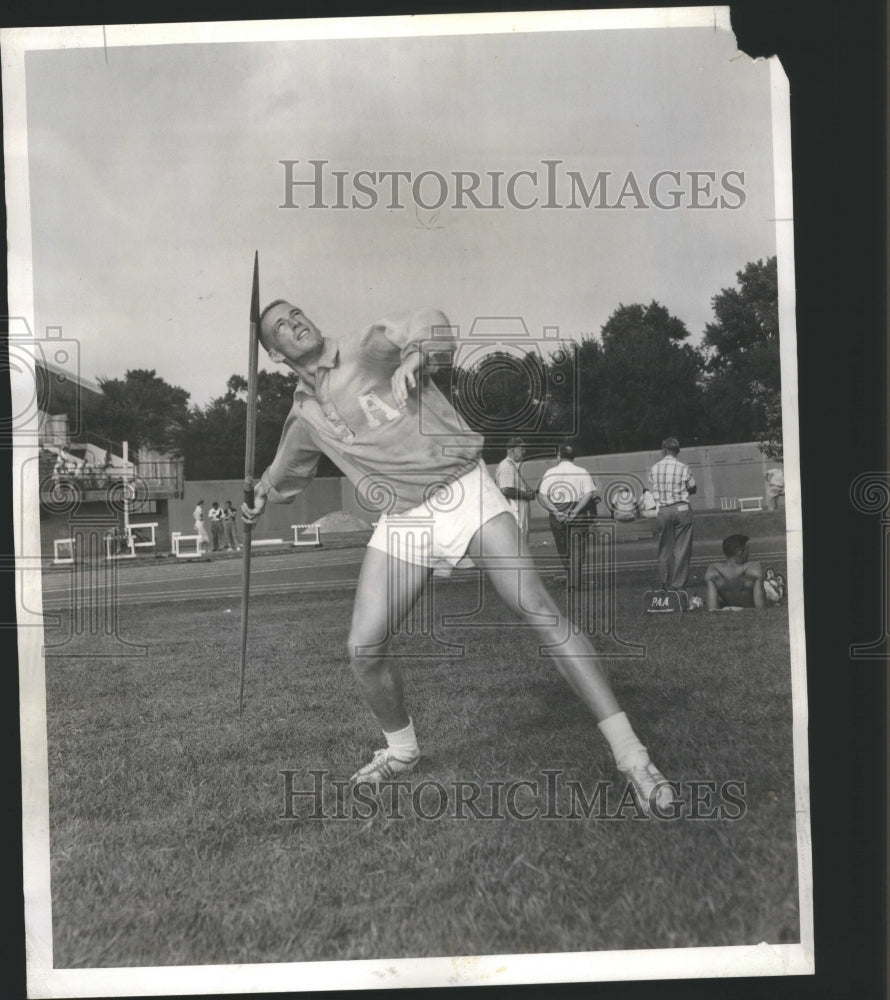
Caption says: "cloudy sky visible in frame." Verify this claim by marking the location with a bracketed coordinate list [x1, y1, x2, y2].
[18, 14, 777, 408]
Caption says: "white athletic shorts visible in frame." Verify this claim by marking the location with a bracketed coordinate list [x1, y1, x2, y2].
[366, 459, 513, 574]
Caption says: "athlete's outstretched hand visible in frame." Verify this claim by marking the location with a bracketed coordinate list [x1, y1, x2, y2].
[391, 352, 423, 408]
[241, 480, 269, 525]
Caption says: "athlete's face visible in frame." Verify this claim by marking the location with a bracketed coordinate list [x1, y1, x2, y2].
[261, 302, 324, 364]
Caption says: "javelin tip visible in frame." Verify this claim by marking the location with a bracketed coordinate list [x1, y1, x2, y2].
[250, 252, 260, 324]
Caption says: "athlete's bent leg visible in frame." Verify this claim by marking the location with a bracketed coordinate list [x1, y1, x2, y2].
[347, 545, 432, 732]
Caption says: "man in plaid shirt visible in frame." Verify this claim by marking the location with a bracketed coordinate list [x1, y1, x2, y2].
[649, 437, 697, 591]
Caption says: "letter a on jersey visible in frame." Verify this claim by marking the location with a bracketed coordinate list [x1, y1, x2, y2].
[358, 391, 401, 428]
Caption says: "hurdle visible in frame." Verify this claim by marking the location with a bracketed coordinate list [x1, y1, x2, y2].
[720, 497, 739, 511]
[129, 521, 158, 550]
[738, 496, 764, 512]
[291, 524, 321, 547]
[105, 533, 136, 559]
[172, 532, 203, 558]
[53, 538, 75, 565]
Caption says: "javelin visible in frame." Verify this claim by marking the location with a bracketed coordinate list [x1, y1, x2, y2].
[239, 251, 260, 716]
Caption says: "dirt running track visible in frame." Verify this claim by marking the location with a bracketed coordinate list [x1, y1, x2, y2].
[40, 531, 788, 609]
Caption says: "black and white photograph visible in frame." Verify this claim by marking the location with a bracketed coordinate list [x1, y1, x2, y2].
[3, 5, 829, 996]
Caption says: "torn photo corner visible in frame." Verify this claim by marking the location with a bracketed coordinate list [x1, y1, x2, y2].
[3, 6, 813, 997]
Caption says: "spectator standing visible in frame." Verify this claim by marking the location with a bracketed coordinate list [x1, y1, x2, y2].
[193, 499, 210, 555]
[648, 437, 696, 591]
[208, 501, 225, 551]
[223, 500, 241, 551]
[99, 450, 114, 487]
[537, 444, 600, 590]
[764, 464, 785, 510]
[52, 450, 68, 487]
[495, 438, 536, 544]
[82, 459, 96, 490]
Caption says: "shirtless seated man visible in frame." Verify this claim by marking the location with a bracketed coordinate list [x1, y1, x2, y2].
[705, 534, 766, 611]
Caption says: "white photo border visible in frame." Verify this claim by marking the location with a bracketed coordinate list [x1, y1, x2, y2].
[3, 7, 814, 995]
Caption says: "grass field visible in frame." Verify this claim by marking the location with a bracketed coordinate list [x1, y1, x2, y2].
[44, 563, 799, 968]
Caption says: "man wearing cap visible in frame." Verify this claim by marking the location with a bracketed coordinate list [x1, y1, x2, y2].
[241, 299, 675, 815]
[495, 438, 536, 544]
[648, 437, 697, 591]
[705, 534, 766, 610]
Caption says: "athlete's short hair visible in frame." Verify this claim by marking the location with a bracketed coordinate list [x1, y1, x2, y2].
[258, 299, 291, 351]
[662, 437, 680, 454]
[558, 444, 575, 461]
[722, 533, 749, 558]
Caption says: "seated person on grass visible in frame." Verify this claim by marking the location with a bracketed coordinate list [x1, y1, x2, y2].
[705, 534, 766, 611]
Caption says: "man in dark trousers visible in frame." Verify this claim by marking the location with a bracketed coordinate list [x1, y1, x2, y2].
[648, 437, 696, 591]
[536, 444, 600, 591]
[495, 437, 536, 545]
[207, 501, 224, 552]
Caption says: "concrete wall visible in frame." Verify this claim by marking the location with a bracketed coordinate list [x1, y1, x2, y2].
[177, 442, 774, 537]
[42, 442, 776, 556]
[489, 441, 770, 528]
[543, 441, 771, 523]
[167, 478, 344, 545]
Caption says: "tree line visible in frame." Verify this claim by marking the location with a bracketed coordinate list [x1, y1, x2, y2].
[80, 256, 782, 478]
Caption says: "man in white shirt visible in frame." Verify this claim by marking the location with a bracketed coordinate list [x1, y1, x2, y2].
[537, 444, 600, 590]
[764, 465, 785, 510]
[193, 499, 210, 555]
[495, 438, 536, 544]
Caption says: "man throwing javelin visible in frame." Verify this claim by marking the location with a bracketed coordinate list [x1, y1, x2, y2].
[242, 300, 673, 813]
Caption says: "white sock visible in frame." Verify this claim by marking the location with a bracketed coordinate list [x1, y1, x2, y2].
[383, 718, 419, 759]
[598, 711, 647, 769]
